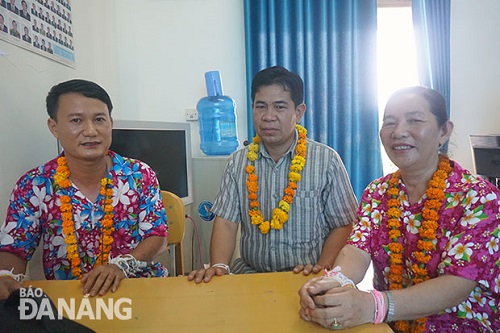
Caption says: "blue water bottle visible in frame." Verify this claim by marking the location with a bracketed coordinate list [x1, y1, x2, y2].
[197, 71, 239, 155]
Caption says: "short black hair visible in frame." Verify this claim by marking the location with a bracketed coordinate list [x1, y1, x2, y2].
[251, 66, 304, 108]
[46, 79, 113, 120]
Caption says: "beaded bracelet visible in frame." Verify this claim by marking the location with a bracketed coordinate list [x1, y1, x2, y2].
[108, 254, 150, 278]
[370, 289, 387, 324]
[0, 269, 26, 282]
[211, 263, 231, 274]
[384, 290, 395, 322]
[324, 266, 356, 288]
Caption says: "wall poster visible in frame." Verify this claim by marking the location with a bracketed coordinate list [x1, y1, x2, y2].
[0, 0, 74, 67]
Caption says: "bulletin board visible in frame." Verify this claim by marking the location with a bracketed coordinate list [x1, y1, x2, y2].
[0, 0, 75, 67]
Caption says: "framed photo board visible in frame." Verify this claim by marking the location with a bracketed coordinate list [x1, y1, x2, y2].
[0, 0, 75, 67]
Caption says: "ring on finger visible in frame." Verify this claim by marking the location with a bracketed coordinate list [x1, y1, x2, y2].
[329, 317, 343, 330]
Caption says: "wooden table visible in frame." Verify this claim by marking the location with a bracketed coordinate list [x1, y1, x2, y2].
[25, 272, 393, 333]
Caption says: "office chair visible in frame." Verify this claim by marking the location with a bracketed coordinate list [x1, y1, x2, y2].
[161, 190, 186, 276]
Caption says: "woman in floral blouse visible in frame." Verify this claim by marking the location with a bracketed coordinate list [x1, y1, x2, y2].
[0, 79, 168, 301]
[299, 86, 500, 332]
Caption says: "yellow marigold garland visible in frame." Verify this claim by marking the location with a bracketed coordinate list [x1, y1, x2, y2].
[387, 155, 451, 333]
[245, 124, 307, 234]
[55, 156, 115, 279]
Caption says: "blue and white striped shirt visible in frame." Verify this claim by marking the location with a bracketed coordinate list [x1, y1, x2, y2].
[212, 132, 358, 273]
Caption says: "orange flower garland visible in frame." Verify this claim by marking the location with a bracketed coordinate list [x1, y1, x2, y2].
[54, 156, 115, 279]
[99, 177, 115, 265]
[387, 155, 451, 333]
[245, 124, 307, 234]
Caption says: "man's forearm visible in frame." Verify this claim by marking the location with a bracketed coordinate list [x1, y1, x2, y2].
[0, 251, 28, 274]
[209, 217, 238, 265]
[130, 236, 167, 262]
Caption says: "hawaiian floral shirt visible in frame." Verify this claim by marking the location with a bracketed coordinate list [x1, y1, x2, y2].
[348, 160, 500, 332]
[0, 151, 168, 279]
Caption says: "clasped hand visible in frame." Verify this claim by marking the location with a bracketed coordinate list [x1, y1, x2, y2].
[298, 276, 374, 329]
[81, 263, 126, 297]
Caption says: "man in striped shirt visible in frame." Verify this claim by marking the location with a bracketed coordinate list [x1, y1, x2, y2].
[189, 66, 358, 283]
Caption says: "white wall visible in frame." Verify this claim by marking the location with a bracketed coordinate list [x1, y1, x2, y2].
[450, 0, 500, 171]
[113, 0, 247, 158]
[1, 0, 499, 274]
[111, 0, 246, 272]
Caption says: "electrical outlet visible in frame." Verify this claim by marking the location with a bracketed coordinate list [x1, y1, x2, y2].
[185, 108, 198, 121]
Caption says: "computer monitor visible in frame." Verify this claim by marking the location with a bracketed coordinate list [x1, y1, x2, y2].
[470, 134, 500, 181]
[110, 120, 193, 205]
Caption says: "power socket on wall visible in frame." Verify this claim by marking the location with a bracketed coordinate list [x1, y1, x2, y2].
[185, 108, 198, 121]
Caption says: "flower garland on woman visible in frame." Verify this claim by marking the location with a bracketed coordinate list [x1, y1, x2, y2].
[245, 124, 307, 234]
[387, 155, 452, 333]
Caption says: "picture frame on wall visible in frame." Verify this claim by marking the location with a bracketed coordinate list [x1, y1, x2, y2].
[0, 0, 75, 67]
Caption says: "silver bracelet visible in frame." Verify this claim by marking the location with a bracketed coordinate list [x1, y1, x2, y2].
[211, 263, 230, 274]
[108, 254, 149, 278]
[0, 268, 25, 282]
[384, 290, 395, 322]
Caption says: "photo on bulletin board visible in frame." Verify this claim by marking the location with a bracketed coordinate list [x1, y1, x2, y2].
[0, 0, 75, 68]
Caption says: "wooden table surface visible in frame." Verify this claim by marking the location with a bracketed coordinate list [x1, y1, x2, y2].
[25, 272, 393, 333]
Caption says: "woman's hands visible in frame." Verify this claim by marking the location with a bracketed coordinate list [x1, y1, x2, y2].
[298, 276, 375, 329]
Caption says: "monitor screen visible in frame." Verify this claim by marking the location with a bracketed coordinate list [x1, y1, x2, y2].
[110, 120, 193, 205]
[472, 148, 500, 177]
[470, 135, 500, 178]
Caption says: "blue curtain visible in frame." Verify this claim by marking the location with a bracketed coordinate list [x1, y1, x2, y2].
[412, 0, 451, 117]
[244, 0, 382, 198]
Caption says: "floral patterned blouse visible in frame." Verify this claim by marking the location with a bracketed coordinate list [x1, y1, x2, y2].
[0, 151, 168, 279]
[347, 159, 500, 332]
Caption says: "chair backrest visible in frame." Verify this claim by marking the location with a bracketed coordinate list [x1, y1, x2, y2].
[161, 190, 186, 275]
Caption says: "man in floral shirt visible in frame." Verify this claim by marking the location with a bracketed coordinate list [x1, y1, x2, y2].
[0, 79, 168, 300]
